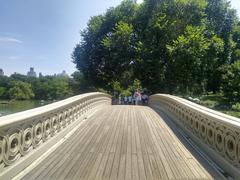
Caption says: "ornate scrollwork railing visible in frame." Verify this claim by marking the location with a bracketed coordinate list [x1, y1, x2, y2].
[0, 92, 111, 170]
[149, 94, 240, 178]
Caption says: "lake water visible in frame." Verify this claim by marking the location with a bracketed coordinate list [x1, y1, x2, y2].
[0, 100, 52, 117]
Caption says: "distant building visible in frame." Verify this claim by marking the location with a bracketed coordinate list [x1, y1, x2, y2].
[27, 67, 37, 77]
[57, 70, 68, 77]
[39, 72, 43, 78]
[0, 69, 4, 76]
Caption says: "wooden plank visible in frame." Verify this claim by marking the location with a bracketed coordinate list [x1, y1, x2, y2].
[45, 115, 106, 179]
[50, 108, 115, 180]
[136, 109, 154, 180]
[21, 105, 218, 180]
[101, 108, 122, 179]
[125, 112, 132, 180]
[141, 109, 170, 180]
[109, 107, 126, 180]
[117, 106, 128, 180]
[70, 108, 119, 180]
[131, 107, 139, 180]
[142, 107, 188, 179]
[24, 109, 107, 180]
[93, 107, 121, 180]
[147, 109, 189, 179]
[139, 108, 166, 179]
[133, 107, 147, 180]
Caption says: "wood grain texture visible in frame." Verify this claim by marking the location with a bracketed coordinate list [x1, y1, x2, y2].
[21, 105, 222, 180]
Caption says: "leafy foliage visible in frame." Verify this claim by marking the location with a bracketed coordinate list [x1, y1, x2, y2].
[167, 25, 224, 94]
[221, 60, 240, 103]
[72, 0, 239, 103]
[0, 74, 75, 100]
[9, 81, 34, 100]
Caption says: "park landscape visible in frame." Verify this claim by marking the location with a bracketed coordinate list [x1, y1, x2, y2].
[0, 0, 240, 179]
[1, 0, 240, 117]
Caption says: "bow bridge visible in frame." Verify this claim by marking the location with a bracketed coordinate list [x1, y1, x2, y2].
[0, 92, 240, 179]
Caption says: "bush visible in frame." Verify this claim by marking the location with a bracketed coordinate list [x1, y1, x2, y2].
[232, 103, 240, 111]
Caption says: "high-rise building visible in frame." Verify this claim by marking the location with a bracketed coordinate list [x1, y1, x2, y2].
[27, 67, 37, 77]
[39, 72, 43, 78]
[57, 70, 68, 77]
[0, 69, 4, 76]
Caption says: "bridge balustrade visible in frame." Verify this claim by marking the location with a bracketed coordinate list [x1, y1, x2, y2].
[149, 94, 240, 179]
[0, 92, 111, 171]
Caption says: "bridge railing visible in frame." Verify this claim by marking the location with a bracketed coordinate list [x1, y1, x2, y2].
[0, 92, 111, 171]
[149, 94, 240, 179]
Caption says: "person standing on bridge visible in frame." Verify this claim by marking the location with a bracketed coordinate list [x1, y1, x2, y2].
[134, 90, 142, 105]
[128, 95, 132, 104]
[142, 93, 148, 105]
[124, 96, 128, 104]
[118, 95, 122, 104]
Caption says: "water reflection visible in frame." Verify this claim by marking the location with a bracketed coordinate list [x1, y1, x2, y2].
[0, 100, 52, 117]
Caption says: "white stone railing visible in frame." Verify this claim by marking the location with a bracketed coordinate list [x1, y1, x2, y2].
[0, 92, 111, 171]
[149, 94, 240, 179]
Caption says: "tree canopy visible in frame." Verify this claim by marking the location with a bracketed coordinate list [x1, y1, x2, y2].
[0, 74, 75, 100]
[72, 0, 240, 103]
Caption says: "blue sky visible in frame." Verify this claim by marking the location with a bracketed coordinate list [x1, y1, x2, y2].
[0, 0, 239, 76]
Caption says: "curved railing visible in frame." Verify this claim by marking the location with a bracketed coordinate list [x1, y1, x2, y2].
[0, 92, 111, 172]
[149, 94, 240, 179]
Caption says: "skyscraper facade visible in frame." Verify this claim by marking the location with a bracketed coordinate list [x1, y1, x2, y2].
[0, 69, 4, 76]
[27, 67, 37, 77]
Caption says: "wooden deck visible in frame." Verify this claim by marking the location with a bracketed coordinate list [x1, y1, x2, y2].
[21, 105, 224, 180]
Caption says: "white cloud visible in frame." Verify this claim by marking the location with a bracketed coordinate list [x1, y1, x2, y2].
[137, 0, 144, 4]
[230, 0, 240, 17]
[0, 37, 23, 44]
[230, 0, 240, 8]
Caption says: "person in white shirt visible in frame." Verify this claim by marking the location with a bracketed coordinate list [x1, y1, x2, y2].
[128, 96, 132, 104]
[124, 96, 128, 104]
[118, 95, 122, 104]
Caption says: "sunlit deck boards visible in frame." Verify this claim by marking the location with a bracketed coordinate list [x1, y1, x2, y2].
[22, 105, 221, 180]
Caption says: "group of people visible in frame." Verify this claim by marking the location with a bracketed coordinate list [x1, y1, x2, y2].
[118, 90, 149, 105]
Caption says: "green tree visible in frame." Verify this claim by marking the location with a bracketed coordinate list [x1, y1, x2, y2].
[72, 0, 239, 96]
[102, 21, 134, 85]
[221, 60, 240, 103]
[232, 23, 240, 62]
[72, 0, 137, 90]
[128, 79, 142, 92]
[112, 81, 123, 95]
[167, 25, 224, 94]
[0, 87, 7, 99]
[0, 76, 11, 99]
[49, 77, 73, 99]
[9, 81, 35, 100]
[70, 71, 94, 94]
[205, 0, 237, 63]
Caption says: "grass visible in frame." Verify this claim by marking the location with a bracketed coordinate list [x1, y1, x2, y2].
[220, 110, 240, 118]
[186, 93, 240, 118]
